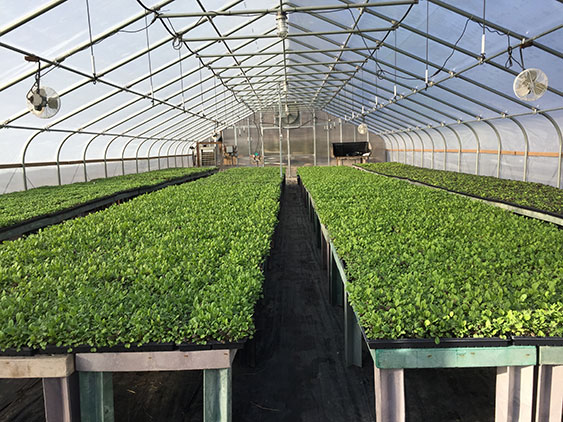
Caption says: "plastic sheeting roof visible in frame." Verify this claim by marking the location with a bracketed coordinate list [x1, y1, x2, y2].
[0, 0, 562, 186]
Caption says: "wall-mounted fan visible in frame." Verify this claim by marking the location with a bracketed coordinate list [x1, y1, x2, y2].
[276, 102, 300, 126]
[513, 68, 548, 101]
[25, 55, 61, 119]
[357, 123, 368, 135]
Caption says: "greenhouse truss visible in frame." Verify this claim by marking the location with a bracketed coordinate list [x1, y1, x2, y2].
[0, 0, 562, 192]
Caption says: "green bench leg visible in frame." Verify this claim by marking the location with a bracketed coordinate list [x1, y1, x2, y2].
[204, 368, 232, 422]
[535, 365, 563, 422]
[374, 367, 405, 422]
[344, 292, 362, 368]
[42, 373, 80, 422]
[79, 372, 114, 422]
[495, 366, 534, 422]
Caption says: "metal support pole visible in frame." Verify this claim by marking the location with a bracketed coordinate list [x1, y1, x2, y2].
[278, 84, 283, 178]
[286, 128, 291, 177]
[344, 292, 362, 367]
[247, 117, 251, 158]
[313, 110, 317, 166]
[79, 372, 114, 422]
[374, 367, 405, 422]
[260, 111, 265, 166]
[339, 118, 343, 143]
[327, 122, 331, 165]
[203, 368, 232, 422]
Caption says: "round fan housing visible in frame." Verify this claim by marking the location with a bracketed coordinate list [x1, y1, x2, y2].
[513, 68, 548, 101]
[357, 123, 368, 135]
[26, 86, 61, 118]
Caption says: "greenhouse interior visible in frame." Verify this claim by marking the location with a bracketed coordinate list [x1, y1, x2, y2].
[0, 0, 562, 421]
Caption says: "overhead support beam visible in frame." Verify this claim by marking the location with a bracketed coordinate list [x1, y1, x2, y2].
[0, 0, 68, 37]
[211, 61, 363, 69]
[198, 47, 374, 58]
[180, 27, 394, 42]
[0, 0, 175, 93]
[428, 0, 563, 61]
[161, 2, 417, 17]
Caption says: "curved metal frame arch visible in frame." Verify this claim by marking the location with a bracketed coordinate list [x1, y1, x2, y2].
[380, 134, 394, 162]
[410, 130, 426, 167]
[443, 125, 462, 172]
[21, 131, 45, 190]
[56, 132, 77, 186]
[402, 132, 417, 166]
[386, 134, 400, 162]
[541, 112, 563, 188]
[507, 117, 529, 182]
[430, 127, 447, 170]
[419, 128, 436, 169]
[394, 133, 409, 164]
[481, 121, 503, 178]
[461, 123, 481, 175]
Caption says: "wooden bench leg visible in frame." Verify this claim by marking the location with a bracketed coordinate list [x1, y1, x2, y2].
[204, 368, 232, 422]
[79, 372, 114, 422]
[43, 373, 80, 422]
[535, 365, 563, 422]
[374, 367, 405, 422]
[495, 366, 533, 422]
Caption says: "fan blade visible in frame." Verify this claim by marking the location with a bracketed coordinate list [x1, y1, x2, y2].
[47, 97, 60, 109]
[533, 82, 547, 95]
[515, 83, 531, 97]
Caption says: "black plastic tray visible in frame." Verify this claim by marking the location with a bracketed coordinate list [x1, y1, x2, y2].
[366, 336, 511, 350]
[511, 336, 563, 346]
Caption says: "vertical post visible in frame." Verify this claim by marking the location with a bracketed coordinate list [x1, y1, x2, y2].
[313, 110, 317, 166]
[495, 366, 534, 422]
[353, 123, 357, 142]
[278, 84, 283, 178]
[339, 118, 343, 143]
[374, 366, 405, 422]
[260, 111, 265, 167]
[327, 122, 331, 166]
[366, 129, 370, 163]
[536, 365, 563, 422]
[43, 374, 80, 422]
[79, 372, 114, 422]
[247, 117, 251, 158]
[286, 128, 291, 177]
[344, 292, 362, 367]
[204, 368, 232, 422]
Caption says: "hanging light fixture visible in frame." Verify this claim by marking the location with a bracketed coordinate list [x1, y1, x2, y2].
[276, 11, 288, 38]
